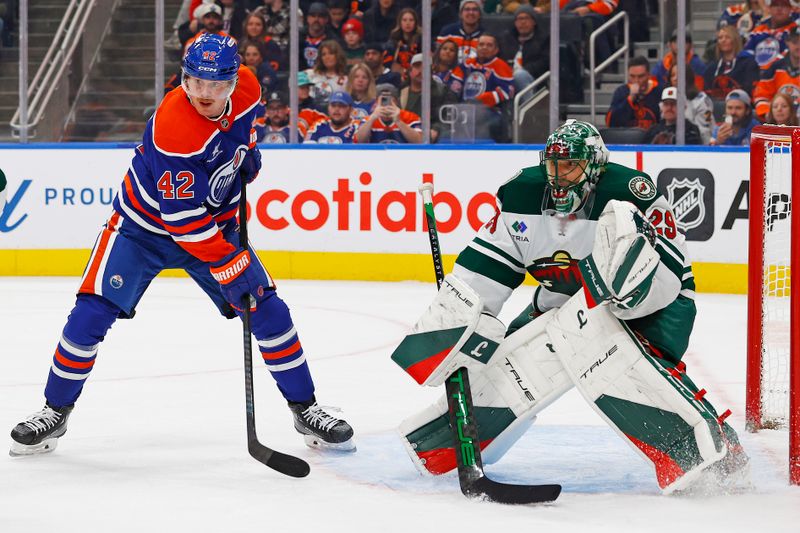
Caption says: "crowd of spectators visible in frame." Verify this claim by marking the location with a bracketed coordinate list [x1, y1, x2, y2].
[603, 0, 800, 146]
[163, 0, 800, 145]
[165, 0, 635, 143]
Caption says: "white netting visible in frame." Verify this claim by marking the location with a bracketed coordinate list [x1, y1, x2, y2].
[760, 140, 793, 427]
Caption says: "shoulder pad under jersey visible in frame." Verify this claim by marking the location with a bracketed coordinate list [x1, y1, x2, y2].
[152, 66, 262, 157]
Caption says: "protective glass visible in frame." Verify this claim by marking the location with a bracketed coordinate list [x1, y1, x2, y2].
[182, 73, 237, 100]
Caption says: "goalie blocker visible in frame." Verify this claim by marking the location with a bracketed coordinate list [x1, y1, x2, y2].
[392, 201, 747, 493]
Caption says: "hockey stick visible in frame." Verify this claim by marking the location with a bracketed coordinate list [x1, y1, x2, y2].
[239, 174, 310, 478]
[418, 182, 561, 504]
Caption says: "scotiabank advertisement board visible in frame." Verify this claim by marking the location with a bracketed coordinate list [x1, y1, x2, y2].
[0, 146, 751, 287]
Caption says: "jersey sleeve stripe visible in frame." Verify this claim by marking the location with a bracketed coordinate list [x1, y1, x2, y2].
[172, 226, 219, 243]
[473, 237, 525, 269]
[456, 247, 526, 289]
[654, 242, 684, 280]
[129, 166, 160, 209]
[175, 231, 236, 262]
[117, 194, 169, 235]
[122, 174, 169, 229]
[214, 205, 239, 224]
[162, 214, 214, 235]
[467, 241, 526, 273]
[656, 234, 685, 262]
[162, 206, 207, 221]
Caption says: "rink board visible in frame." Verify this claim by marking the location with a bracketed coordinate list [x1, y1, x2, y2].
[0, 144, 751, 293]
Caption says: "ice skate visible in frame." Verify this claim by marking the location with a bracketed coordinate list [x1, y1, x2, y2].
[10, 403, 74, 457]
[288, 397, 355, 452]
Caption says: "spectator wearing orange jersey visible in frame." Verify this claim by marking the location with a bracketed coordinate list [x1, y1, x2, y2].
[455, 33, 514, 107]
[718, 0, 766, 41]
[437, 0, 484, 62]
[606, 56, 661, 129]
[743, 0, 798, 68]
[753, 25, 800, 118]
[355, 84, 423, 143]
[296, 71, 329, 138]
[652, 30, 706, 91]
[453, 33, 514, 141]
[387, 8, 422, 75]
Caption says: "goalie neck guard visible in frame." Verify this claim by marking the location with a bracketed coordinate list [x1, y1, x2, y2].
[540, 120, 609, 214]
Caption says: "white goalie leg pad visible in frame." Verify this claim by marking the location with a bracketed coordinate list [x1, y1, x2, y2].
[546, 290, 727, 493]
[391, 274, 506, 387]
[398, 310, 573, 475]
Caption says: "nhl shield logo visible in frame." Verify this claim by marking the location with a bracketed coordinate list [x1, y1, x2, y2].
[666, 178, 706, 232]
[657, 169, 715, 241]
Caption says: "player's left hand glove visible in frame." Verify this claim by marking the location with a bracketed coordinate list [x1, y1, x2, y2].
[240, 147, 261, 184]
[209, 249, 269, 310]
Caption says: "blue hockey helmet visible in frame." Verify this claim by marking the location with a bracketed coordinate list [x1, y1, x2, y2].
[182, 33, 240, 82]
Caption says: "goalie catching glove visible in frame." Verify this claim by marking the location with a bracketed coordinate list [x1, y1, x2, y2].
[579, 200, 660, 312]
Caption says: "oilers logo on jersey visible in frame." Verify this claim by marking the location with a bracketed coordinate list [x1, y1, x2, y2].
[463, 71, 488, 100]
[208, 145, 248, 207]
[755, 37, 781, 67]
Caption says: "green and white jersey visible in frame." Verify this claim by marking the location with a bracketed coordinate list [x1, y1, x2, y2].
[453, 162, 696, 360]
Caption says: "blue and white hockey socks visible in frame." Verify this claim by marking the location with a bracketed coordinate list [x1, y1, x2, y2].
[250, 291, 315, 403]
[45, 294, 119, 407]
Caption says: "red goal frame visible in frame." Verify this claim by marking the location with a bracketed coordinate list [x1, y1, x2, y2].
[747, 124, 800, 485]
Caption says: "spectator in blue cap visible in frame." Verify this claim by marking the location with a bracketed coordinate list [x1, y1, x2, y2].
[711, 88, 760, 145]
[305, 90, 360, 143]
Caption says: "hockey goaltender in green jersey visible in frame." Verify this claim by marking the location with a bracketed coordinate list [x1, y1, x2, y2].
[391, 120, 749, 494]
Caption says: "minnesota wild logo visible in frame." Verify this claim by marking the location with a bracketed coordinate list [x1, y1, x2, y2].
[528, 250, 582, 296]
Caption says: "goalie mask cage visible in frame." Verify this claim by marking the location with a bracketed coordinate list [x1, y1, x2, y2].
[747, 125, 800, 485]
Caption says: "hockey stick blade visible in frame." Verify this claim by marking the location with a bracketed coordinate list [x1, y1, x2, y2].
[464, 476, 561, 505]
[249, 440, 311, 478]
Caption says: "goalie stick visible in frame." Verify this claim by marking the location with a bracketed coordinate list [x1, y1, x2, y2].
[239, 173, 310, 478]
[418, 182, 561, 504]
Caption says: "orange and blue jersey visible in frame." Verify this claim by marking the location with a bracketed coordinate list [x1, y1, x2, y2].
[744, 18, 799, 67]
[456, 57, 514, 108]
[261, 125, 292, 143]
[437, 23, 483, 62]
[355, 110, 421, 144]
[112, 65, 261, 265]
[305, 119, 358, 143]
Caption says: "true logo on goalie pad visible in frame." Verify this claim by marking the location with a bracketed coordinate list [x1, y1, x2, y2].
[580, 345, 618, 380]
[503, 358, 536, 402]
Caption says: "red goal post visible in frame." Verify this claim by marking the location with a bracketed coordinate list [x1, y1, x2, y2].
[747, 124, 800, 485]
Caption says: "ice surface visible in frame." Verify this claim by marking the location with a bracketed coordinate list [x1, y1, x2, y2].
[0, 278, 797, 532]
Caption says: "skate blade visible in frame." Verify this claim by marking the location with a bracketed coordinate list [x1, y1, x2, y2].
[302, 434, 356, 452]
[9, 437, 59, 457]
